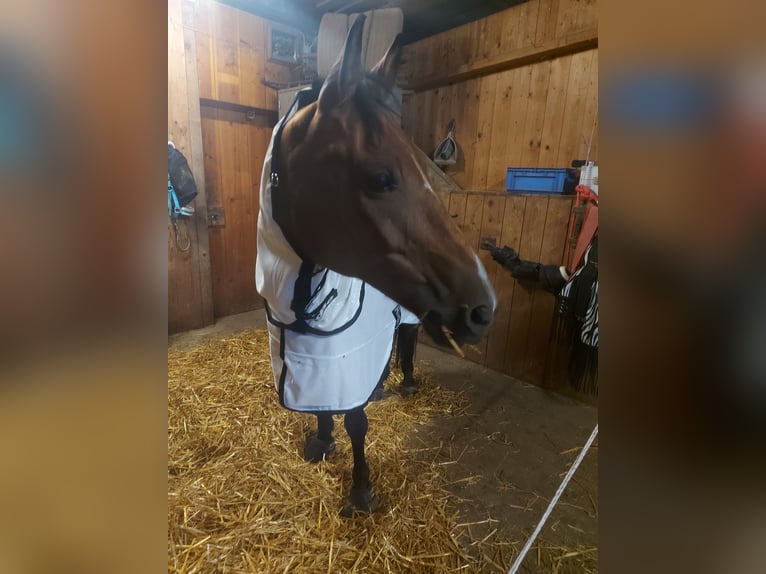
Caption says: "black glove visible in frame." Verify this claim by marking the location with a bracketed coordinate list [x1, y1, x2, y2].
[539, 265, 568, 294]
[490, 246, 520, 269]
[512, 263, 567, 294]
[511, 261, 541, 281]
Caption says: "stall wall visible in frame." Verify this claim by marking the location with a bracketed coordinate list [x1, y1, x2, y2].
[168, 0, 295, 330]
[401, 0, 598, 391]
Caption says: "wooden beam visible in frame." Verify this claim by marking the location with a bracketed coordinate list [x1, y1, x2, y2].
[183, 11, 215, 327]
[402, 28, 598, 92]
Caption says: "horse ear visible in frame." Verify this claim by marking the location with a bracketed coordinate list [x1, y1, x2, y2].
[371, 34, 403, 91]
[318, 15, 366, 111]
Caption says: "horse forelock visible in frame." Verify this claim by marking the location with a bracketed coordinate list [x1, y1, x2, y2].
[313, 71, 402, 150]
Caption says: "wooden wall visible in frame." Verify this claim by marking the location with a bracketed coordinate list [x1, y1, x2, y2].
[168, 0, 214, 333]
[168, 0, 296, 331]
[402, 0, 597, 391]
[401, 0, 598, 190]
[190, 1, 294, 319]
[188, 1, 294, 109]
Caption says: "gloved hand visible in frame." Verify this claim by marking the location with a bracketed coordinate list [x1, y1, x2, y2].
[489, 245, 520, 269]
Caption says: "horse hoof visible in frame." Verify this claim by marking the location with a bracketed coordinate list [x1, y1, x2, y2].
[303, 432, 336, 463]
[340, 486, 380, 518]
[400, 377, 419, 397]
[369, 387, 385, 402]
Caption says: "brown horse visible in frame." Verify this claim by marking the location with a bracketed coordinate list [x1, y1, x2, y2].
[257, 16, 495, 515]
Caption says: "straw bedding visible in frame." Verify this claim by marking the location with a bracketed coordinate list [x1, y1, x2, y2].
[168, 329, 516, 573]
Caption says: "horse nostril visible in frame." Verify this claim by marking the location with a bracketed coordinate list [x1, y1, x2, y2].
[470, 305, 492, 326]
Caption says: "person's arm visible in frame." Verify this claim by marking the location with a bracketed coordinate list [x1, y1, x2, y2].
[488, 245, 569, 294]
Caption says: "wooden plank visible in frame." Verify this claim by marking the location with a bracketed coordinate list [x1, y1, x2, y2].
[470, 18, 487, 65]
[402, 28, 597, 92]
[200, 115, 220, 209]
[421, 89, 439, 159]
[503, 196, 548, 377]
[455, 79, 481, 189]
[212, 1, 239, 44]
[576, 49, 599, 162]
[195, 32, 214, 100]
[439, 190, 451, 210]
[168, 0, 190, 152]
[557, 50, 595, 166]
[448, 192, 468, 234]
[537, 54, 573, 167]
[169, 0, 204, 333]
[214, 39, 241, 103]
[420, 36, 438, 80]
[205, 118, 265, 318]
[184, 23, 215, 327]
[405, 92, 424, 151]
[188, 0, 211, 35]
[520, 197, 572, 383]
[555, 0, 581, 39]
[239, 46, 259, 109]
[205, 116, 226, 319]
[498, 0, 523, 54]
[575, 0, 599, 34]
[519, 0, 542, 51]
[519, 60, 552, 167]
[471, 74, 498, 190]
[432, 85, 454, 164]
[481, 10, 505, 60]
[483, 70, 514, 190]
[460, 194, 485, 363]
[451, 22, 472, 71]
[535, 0, 560, 45]
[230, 120, 259, 314]
[505, 64, 535, 170]
[485, 195, 526, 371]
[238, 9, 264, 52]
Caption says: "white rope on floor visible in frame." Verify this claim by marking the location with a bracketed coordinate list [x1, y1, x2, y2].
[507, 424, 599, 574]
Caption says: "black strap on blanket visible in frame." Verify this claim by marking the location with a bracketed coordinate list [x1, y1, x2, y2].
[269, 80, 322, 205]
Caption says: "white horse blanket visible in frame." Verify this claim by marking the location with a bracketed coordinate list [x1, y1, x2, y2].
[255, 95, 414, 413]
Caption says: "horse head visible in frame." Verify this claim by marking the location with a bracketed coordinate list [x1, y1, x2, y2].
[274, 16, 496, 347]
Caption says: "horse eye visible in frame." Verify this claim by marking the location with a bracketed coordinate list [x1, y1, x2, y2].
[369, 170, 396, 193]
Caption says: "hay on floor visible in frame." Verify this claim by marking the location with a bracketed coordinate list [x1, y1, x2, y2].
[168, 329, 515, 573]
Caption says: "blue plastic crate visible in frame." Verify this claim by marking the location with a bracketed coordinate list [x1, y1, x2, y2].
[505, 168, 568, 194]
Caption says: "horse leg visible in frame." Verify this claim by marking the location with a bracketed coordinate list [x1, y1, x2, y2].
[340, 407, 379, 516]
[304, 413, 336, 462]
[398, 323, 420, 396]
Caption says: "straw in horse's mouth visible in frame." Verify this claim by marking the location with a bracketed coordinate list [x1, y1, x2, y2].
[440, 325, 465, 358]
[418, 310, 466, 358]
